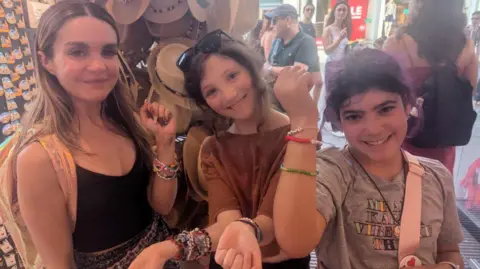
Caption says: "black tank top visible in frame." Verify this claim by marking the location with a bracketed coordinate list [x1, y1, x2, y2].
[72, 150, 153, 253]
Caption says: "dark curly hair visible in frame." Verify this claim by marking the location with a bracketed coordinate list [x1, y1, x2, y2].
[327, 48, 412, 119]
[184, 41, 271, 133]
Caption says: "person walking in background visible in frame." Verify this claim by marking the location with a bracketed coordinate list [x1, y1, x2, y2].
[384, 0, 478, 172]
[466, 11, 480, 105]
[263, 4, 322, 112]
[460, 158, 480, 209]
[300, 3, 317, 39]
[247, 20, 265, 58]
[260, 14, 276, 63]
[466, 11, 480, 53]
[320, 0, 351, 137]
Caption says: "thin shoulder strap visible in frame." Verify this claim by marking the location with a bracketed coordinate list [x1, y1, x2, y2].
[38, 135, 77, 230]
[398, 151, 425, 265]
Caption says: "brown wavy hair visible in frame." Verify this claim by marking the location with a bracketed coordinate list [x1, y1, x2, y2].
[184, 41, 271, 134]
[13, 0, 152, 170]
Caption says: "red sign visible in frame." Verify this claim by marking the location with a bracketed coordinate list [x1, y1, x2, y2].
[331, 0, 369, 41]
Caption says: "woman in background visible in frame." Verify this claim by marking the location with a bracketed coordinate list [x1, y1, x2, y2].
[320, 0, 352, 136]
[260, 14, 276, 63]
[383, 0, 477, 172]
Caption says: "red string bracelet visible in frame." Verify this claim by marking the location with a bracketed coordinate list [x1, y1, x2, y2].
[286, 135, 321, 145]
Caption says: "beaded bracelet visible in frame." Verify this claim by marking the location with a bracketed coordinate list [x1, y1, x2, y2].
[236, 218, 263, 243]
[153, 158, 178, 180]
[153, 159, 179, 173]
[286, 135, 322, 145]
[287, 127, 318, 136]
[280, 164, 319, 177]
[170, 228, 212, 262]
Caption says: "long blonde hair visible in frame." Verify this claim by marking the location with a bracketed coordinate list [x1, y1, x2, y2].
[14, 0, 153, 170]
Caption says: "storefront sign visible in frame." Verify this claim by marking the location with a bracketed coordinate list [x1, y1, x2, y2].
[331, 0, 369, 41]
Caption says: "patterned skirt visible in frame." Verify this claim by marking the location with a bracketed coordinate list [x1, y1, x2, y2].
[74, 215, 179, 269]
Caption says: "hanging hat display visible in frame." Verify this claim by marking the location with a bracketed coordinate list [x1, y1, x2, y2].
[206, 0, 238, 34]
[143, 0, 189, 24]
[116, 17, 154, 66]
[105, 0, 150, 25]
[145, 10, 202, 39]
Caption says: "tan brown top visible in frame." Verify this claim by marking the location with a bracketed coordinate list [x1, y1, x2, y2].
[200, 125, 289, 257]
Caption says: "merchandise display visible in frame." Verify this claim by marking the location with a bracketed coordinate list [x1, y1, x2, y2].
[0, 0, 36, 144]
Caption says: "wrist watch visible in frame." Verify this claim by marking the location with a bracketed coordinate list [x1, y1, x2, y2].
[439, 261, 460, 269]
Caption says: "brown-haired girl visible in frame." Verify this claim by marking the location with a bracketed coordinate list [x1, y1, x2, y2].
[129, 30, 311, 269]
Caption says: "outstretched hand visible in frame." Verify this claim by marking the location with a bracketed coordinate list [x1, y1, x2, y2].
[215, 221, 262, 269]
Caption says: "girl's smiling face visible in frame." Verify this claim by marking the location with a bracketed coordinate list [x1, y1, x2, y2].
[340, 88, 411, 163]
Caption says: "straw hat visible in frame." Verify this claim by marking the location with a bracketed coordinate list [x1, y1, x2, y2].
[145, 10, 195, 38]
[182, 126, 211, 202]
[206, 0, 239, 33]
[105, 0, 150, 25]
[143, 0, 189, 24]
[146, 38, 198, 133]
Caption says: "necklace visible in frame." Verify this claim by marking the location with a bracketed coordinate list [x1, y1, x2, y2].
[348, 148, 406, 226]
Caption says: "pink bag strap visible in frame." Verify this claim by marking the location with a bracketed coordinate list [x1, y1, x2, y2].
[398, 151, 425, 264]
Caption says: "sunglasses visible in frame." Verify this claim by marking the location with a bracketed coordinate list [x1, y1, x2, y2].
[176, 29, 234, 73]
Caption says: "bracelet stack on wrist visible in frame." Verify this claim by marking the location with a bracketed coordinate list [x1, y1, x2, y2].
[170, 228, 212, 261]
[153, 158, 179, 180]
[236, 217, 263, 243]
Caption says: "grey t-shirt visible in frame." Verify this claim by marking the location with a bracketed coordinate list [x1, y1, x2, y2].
[315, 147, 463, 269]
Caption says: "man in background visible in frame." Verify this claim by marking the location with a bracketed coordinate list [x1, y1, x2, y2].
[466, 11, 480, 104]
[264, 4, 322, 111]
[466, 11, 480, 54]
[300, 3, 317, 38]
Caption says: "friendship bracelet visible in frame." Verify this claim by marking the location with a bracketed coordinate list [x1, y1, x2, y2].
[280, 164, 319, 177]
[286, 135, 322, 145]
[155, 171, 177, 181]
[236, 218, 263, 243]
[287, 127, 318, 136]
[171, 229, 212, 261]
[153, 158, 179, 180]
[153, 158, 179, 173]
